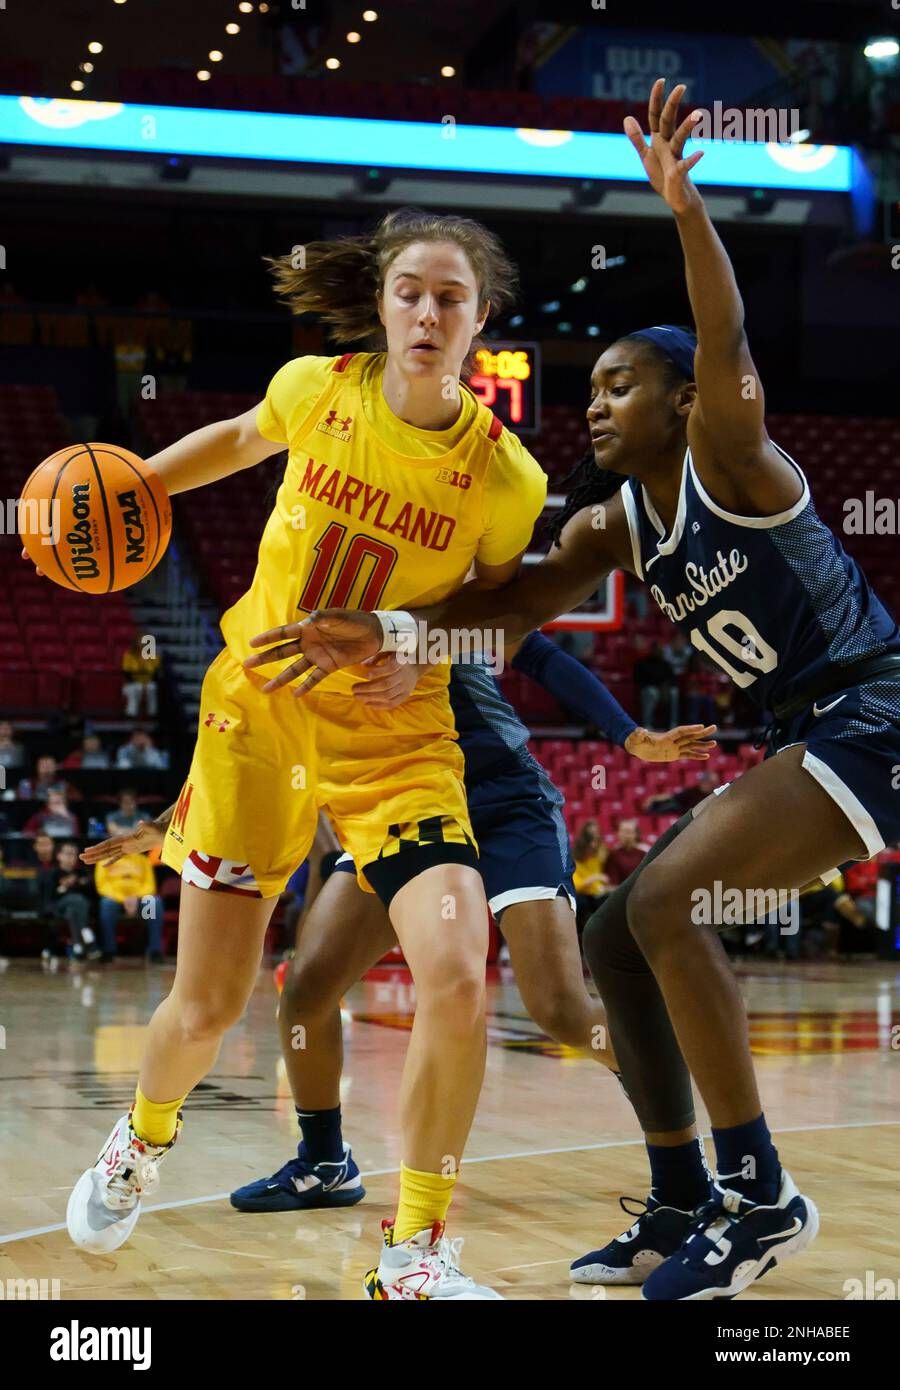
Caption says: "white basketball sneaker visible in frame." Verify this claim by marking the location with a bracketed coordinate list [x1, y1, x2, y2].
[363, 1219, 503, 1300]
[66, 1109, 181, 1253]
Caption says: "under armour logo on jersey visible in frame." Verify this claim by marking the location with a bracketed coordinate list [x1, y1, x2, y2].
[316, 410, 353, 442]
[204, 713, 231, 732]
[692, 521, 701, 534]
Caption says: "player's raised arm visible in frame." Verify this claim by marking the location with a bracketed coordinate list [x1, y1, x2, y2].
[245, 493, 633, 694]
[146, 403, 284, 497]
[625, 79, 802, 513]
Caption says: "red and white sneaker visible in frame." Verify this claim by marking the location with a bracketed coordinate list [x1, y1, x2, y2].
[363, 1219, 503, 1300]
[66, 1109, 181, 1253]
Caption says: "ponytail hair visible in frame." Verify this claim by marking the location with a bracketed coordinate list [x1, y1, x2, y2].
[265, 206, 518, 346]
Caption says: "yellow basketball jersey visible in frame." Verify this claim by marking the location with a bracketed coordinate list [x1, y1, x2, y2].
[221, 351, 547, 697]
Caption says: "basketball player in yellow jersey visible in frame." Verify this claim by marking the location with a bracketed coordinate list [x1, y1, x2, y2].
[66, 207, 546, 1300]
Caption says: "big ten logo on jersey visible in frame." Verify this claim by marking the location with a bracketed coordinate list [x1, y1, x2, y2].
[435, 467, 472, 490]
[315, 410, 353, 443]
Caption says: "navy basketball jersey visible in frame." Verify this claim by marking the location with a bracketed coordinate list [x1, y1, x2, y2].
[621, 445, 900, 713]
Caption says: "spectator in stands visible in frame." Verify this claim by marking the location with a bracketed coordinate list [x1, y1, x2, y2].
[572, 818, 608, 931]
[47, 841, 100, 961]
[63, 733, 111, 770]
[115, 730, 168, 770]
[106, 789, 142, 837]
[30, 831, 56, 872]
[74, 283, 110, 308]
[94, 852, 164, 962]
[122, 635, 163, 719]
[684, 653, 719, 725]
[32, 834, 62, 959]
[604, 819, 649, 887]
[661, 631, 692, 721]
[644, 768, 719, 816]
[0, 721, 25, 775]
[17, 754, 74, 802]
[633, 642, 677, 728]
[24, 789, 80, 839]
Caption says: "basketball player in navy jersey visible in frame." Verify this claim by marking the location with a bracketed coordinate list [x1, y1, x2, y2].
[254, 80, 900, 1299]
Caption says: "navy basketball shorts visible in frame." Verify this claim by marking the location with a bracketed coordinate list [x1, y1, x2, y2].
[770, 676, 900, 872]
[334, 753, 576, 920]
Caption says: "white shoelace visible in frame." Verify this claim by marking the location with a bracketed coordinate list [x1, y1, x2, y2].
[435, 1234, 470, 1286]
[104, 1138, 165, 1208]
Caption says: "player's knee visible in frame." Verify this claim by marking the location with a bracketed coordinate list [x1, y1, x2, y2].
[582, 889, 624, 974]
[526, 985, 589, 1048]
[281, 957, 340, 1019]
[625, 866, 679, 957]
[418, 963, 486, 1034]
[176, 992, 246, 1042]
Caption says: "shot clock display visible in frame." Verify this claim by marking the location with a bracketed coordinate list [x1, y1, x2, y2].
[468, 342, 540, 433]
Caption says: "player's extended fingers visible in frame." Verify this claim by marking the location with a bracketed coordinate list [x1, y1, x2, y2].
[678, 150, 705, 176]
[670, 107, 701, 160]
[647, 76, 666, 132]
[247, 622, 304, 650]
[623, 114, 649, 160]
[21, 545, 44, 578]
[244, 639, 307, 670]
[290, 665, 329, 697]
[260, 657, 316, 693]
[658, 81, 686, 139]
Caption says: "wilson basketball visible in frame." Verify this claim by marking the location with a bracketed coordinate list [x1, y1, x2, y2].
[18, 443, 171, 594]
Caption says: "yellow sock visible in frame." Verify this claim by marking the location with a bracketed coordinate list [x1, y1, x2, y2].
[131, 1086, 187, 1147]
[393, 1162, 458, 1244]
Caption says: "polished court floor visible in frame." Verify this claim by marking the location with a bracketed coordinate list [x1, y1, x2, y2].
[1, 955, 898, 1300]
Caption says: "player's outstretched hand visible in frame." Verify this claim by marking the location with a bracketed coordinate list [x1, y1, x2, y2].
[80, 819, 165, 866]
[624, 78, 704, 215]
[624, 723, 717, 763]
[21, 546, 45, 578]
[244, 609, 384, 695]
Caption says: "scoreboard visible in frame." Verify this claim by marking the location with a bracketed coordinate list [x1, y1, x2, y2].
[468, 342, 540, 434]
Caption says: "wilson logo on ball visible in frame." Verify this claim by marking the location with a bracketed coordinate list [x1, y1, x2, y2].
[19, 443, 171, 593]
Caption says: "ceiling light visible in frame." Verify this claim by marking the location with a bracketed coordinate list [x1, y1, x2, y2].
[362, 10, 378, 21]
[239, 1, 252, 9]
[326, 57, 341, 70]
[209, 50, 223, 61]
[226, 22, 240, 35]
[88, 41, 103, 54]
[441, 66, 455, 77]
[79, 62, 94, 73]
[197, 70, 212, 81]
[863, 38, 899, 60]
[347, 31, 361, 43]
[71, 80, 85, 92]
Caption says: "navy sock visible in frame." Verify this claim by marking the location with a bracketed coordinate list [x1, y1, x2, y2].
[646, 1137, 711, 1211]
[711, 1114, 781, 1204]
[296, 1106, 344, 1165]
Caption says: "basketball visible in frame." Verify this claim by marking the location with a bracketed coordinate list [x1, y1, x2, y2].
[18, 443, 171, 593]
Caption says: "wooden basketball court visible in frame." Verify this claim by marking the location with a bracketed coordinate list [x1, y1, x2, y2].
[1, 956, 898, 1301]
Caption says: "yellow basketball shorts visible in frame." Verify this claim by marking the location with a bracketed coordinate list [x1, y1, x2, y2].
[161, 648, 476, 901]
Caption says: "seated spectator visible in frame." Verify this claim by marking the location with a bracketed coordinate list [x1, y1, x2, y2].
[106, 788, 142, 837]
[684, 654, 719, 725]
[572, 818, 608, 931]
[63, 733, 111, 770]
[122, 635, 163, 719]
[116, 730, 168, 770]
[644, 769, 720, 816]
[94, 852, 164, 962]
[17, 754, 77, 802]
[604, 819, 649, 887]
[46, 841, 100, 961]
[24, 789, 80, 839]
[633, 643, 677, 729]
[0, 720, 25, 774]
[661, 631, 691, 721]
[29, 830, 57, 873]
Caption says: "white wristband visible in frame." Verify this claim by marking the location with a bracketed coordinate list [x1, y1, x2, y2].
[374, 610, 420, 655]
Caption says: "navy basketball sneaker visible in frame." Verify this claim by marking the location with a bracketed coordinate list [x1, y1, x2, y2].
[570, 1194, 697, 1285]
[641, 1169, 819, 1300]
[230, 1142, 365, 1212]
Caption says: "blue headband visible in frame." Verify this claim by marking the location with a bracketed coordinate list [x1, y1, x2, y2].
[629, 325, 697, 381]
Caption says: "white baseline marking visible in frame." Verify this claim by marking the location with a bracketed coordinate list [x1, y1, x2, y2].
[2, 1118, 898, 1247]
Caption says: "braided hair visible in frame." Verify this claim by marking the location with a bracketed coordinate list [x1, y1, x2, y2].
[544, 450, 623, 549]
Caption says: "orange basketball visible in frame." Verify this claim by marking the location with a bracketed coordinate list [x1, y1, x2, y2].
[18, 443, 171, 593]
